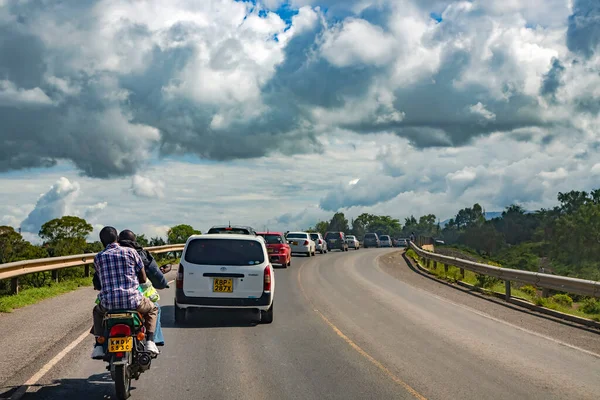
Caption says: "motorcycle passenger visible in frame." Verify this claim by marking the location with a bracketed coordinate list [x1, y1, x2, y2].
[117, 229, 168, 346]
[91, 226, 159, 359]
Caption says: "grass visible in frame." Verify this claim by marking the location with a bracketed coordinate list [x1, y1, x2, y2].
[405, 250, 600, 323]
[0, 257, 180, 313]
[0, 277, 93, 313]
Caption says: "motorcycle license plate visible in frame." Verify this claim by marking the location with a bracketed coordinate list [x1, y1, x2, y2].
[109, 337, 133, 352]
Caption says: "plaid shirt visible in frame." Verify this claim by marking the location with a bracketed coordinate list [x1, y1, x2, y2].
[95, 243, 144, 310]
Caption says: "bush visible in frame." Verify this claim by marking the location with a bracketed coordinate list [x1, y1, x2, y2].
[520, 285, 537, 297]
[580, 298, 600, 314]
[475, 274, 500, 289]
[534, 297, 548, 307]
[551, 294, 573, 308]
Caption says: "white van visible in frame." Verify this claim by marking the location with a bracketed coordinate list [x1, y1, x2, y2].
[174, 234, 275, 324]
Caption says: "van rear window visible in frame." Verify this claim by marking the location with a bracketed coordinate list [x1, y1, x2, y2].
[184, 239, 264, 266]
[207, 227, 251, 235]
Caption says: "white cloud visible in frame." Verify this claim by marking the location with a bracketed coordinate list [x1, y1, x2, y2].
[131, 175, 165, 199]
[469, 102, 497, 121]
[83, 202, 108, 220]
[20, 177, 80, 233]
[538, 167, 569, 180]
[1, 0, 600, 236]
[0, 80, 53, 107]
[320, 18, 397, 67]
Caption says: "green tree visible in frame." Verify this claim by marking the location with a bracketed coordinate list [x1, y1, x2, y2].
[557, 190, 590, 214]
[39, 216, 93, 244]
[459, 223, 505, 256]
[86, 241, 104, 253]
[167, 224, 201, 244]
[136, 234, 149, 247]
[0, 226, 28, 263]
[351, 218, 366, 238]
[328, 212, 349, 233]
[368, 215, 402, 237]
[149, 236, 166, 246]
[315, 221, 329, 235]
[549, 202, 600, 269]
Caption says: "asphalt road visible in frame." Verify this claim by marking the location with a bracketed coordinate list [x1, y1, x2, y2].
[3, 249, 600, 400]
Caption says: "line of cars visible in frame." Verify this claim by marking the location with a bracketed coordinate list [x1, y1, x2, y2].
[172, 224, 410, 325]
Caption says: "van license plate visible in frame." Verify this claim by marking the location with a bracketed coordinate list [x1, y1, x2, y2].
[108, 337, 133, 352]
[213, 278, 233, 293]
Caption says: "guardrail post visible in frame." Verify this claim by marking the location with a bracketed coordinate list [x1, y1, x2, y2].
[460, 268, 464, 279]
[505, 280, 511, 301]
[444, 264, 449, 273]
[84, 265, 90, 277]
[51, 270, 59, 283]
[542, 287, 549, 298]
[11, 278, 19, 294]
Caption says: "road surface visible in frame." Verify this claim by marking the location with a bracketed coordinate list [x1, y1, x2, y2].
[2, 249, 600, 399]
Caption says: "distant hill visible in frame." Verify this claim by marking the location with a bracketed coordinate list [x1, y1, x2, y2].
[440, 212, 503, 228]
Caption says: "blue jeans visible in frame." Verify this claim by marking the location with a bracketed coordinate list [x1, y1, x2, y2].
[155, 303, 164, 345]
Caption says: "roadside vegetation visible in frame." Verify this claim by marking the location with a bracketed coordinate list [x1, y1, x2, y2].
[405, 249, 600, 322]
[0, 217, 191, 312]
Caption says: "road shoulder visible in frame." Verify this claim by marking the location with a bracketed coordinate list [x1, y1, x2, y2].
[378, 250, 600, 355]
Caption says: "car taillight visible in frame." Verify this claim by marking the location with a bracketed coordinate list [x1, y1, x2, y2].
[303, 240, 309, 245]
[176, 263, 184, 289]
[319, 239, 323, 244]
[264, 266, 272, 292]
[109, 324, 132, 337]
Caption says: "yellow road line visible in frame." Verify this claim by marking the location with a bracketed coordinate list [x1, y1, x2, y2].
[297, 261, 428, 400]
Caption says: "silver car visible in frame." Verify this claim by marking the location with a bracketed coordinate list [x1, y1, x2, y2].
[346, 235, 360, 250]
[309, 233, 328, 254]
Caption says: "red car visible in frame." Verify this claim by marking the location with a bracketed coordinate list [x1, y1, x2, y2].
[257, 232, 292, 268]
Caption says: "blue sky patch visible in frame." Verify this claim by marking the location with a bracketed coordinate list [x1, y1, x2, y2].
[430, 12, 443, 23]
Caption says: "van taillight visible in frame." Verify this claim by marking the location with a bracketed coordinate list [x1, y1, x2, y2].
[109, 324, 131, 337]
[176, 263, 184, 289]
[264, 266, 272, 292]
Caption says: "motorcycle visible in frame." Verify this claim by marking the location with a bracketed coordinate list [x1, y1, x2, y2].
[99, 310, 157, 399]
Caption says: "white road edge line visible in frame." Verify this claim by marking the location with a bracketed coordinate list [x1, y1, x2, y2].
[10, 329, 90, 400]
[376, 254, 600, 360]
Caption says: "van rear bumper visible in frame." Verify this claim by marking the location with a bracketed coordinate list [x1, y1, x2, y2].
[176, 289, 272, 308]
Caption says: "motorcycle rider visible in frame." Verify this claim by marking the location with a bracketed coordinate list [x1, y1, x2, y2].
[91, 226, 159, 359]
[117, 229, 169, 346]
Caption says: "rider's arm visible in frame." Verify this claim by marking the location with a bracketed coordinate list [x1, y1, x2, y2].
[143, 251, 169, 289]
[92, 259, 101, 291]
[131, 250, 147, 284]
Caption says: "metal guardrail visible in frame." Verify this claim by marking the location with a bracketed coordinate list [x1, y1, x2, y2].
[0, 244, 185, 294]
[409, 241, 600, 299]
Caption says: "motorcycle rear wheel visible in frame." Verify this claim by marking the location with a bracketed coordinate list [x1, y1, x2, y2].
[114, 363, 131, 399]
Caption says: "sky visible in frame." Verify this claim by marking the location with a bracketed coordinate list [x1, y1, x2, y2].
[0, 0, 599, 242]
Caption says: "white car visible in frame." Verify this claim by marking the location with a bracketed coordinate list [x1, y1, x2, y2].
[309, 232, 328, 254]
[380, 235, 392, 247]
[174, 234, 275, 324]
[286, 232, 316, 257]
[346, 235, 360, 250]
